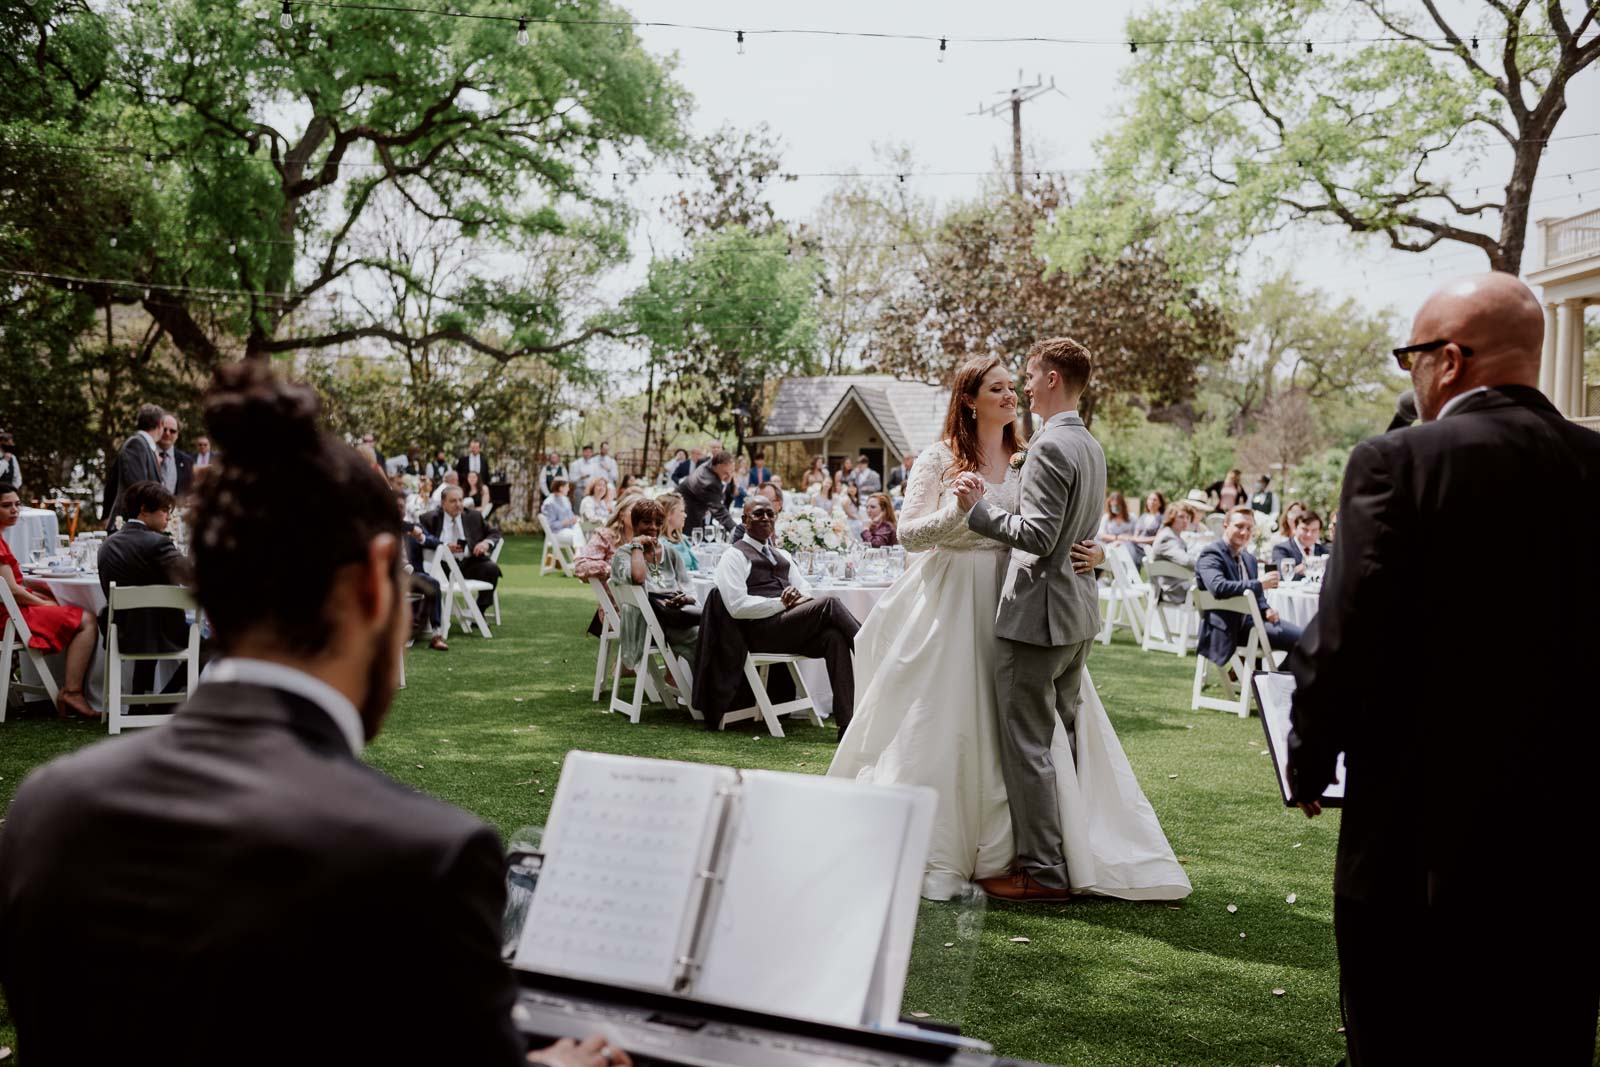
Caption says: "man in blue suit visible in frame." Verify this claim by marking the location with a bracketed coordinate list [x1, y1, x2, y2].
[1195, 506, 1302, 668]
[1270, 510, 1328, 580]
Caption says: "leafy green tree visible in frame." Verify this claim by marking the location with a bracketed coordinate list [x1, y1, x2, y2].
[1041, 0, 1600, 277]
[7, 0, 685, 363]
[625, 229, 821, 456]
[869, 181, 1233, 428]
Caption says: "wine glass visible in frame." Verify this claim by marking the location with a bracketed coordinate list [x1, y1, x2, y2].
[691, 528, 704, 547]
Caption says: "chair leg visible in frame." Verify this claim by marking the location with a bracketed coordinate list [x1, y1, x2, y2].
[789, 662, 823, 727]
[745, 662, 786, 738]
[1190, 652, 1206, 711]
[107, 641, 122, 736]
[0, 623, 13, 722]
[593, 632, 610, 703]
[493, 589, 501, 626]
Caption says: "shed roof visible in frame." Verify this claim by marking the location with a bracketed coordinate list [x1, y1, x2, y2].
[751, 375, 947, 457]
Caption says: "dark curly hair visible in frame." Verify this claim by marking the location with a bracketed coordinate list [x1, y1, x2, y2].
[188, 362, 398, 655]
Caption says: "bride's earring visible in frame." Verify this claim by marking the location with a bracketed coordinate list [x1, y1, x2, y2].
[967, 407, 976, 418]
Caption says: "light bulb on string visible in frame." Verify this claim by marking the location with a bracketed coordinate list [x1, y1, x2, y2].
[938, 38, 947, 63]
[517, 18, 529, 46]
[279, 2, 292, 29]
[736, 30, 745, 55]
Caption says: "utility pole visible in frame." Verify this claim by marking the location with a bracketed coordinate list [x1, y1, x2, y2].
[974, 71, 1064, 196]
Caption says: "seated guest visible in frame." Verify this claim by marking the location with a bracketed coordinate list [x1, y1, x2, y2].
[1149, 502, 1197, 604]
[574, 496, 638, 585]
[463, 469, 489, 511]
[540, 478, 585, 551]
[579, 477, 613, 524]
[758, 481, 784, 514]
[0, 482, 99, 719]
[669, 447, 695, 485]
[610, 498, 699, 680]
[682, 450, 736, 533]
[802, 455, 828, 492]
[1128, 491, 1165, 567]
[714, 498, 860, 737]
[1195, 506, 1301, 668]
[396, 491, 447, 652]
[618, 474, 640, 495]
[97, 479, 198, 692]
[420, 486, 501, 611]
[1269, 499, 1306, 550]
[0, 363, 624, 1066]
[1270, 509, 1328, 579]
[886, 451, 914, 494]
[1096, 491, 1136, 554]
[430, 469, 460, 502]
[407, 476, 433, 521]
[657, 491, 697, 572]
[748, 451, 772, 489]
[861, 492, 898, 547]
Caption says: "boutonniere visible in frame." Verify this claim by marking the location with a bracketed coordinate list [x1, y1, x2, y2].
[1008, 450, 1028, 471]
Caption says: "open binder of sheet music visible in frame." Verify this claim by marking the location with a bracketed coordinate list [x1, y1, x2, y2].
[513, 751, 936, 1029]
[1254, 671, 1345, 807]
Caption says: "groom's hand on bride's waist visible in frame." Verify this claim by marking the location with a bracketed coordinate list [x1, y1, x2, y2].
[1070, 540, 1105, 574]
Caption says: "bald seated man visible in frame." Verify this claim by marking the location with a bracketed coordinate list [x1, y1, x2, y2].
[1286, 273, 1600, 1066]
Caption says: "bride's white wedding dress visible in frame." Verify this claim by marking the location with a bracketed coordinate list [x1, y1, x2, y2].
[828, 441, 1191, 901]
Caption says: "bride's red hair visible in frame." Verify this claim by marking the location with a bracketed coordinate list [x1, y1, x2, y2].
[941, 355, 1025, 479]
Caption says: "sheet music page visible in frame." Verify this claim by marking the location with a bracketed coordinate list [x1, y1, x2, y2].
[515, 752, 736, 990]
[1256, 672, 1346, 804]
[694, 772, 915, 1027]
[862, 783, 937, 1026]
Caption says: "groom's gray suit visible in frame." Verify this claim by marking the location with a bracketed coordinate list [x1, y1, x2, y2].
[966, 409, 1106, 891]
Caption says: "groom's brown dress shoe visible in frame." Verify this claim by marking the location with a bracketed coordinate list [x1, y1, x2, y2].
[975, 872, 1072, 903]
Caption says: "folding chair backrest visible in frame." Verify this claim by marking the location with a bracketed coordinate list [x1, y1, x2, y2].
[0, 578, 38, 646]
[1146, 559, 1195, 585]
[590, 577, 621, 635]
[1107, 543, 1144, 589]
[1203, 513, 1226, 536]
[1193, 590, 1269, 636]
[109, 583, 196, 613]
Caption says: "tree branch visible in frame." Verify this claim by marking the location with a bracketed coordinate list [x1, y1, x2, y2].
[256, 321, 636, 363]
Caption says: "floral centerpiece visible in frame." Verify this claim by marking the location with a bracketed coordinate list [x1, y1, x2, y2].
[775, 505, 847, 553]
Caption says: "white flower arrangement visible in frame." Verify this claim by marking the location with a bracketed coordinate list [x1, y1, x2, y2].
[775, 505, 848, 553]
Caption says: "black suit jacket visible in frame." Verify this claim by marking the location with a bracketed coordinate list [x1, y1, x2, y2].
[681, 463, 733, 532]
[420, 507, 499, 553]
[172, 448, 196, 495]
[1288, 386, 1600, 904]
[103, 433, 162, 525]
[0, 681, 523, 1065]
[455, 452, 491, 487]
[96, 521, 187, 653]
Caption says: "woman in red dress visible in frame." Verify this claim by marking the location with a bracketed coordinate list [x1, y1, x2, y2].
[0, 485, 100, 718]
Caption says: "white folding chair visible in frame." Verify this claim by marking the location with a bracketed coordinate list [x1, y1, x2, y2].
[719, 653, 823, 738]
[539, 515, 576, 577]
[489, 538, 505, 625]
[588, 577, 625, 703]
[608, 583, 700, 725]
[104, 582, 201, 735]
[1096, 544, 1146, 645]
[1190, 589, 1281, 717]
[0, 579, 62, 721]
[1203, 513, 1227, 537]
[1142, 560, 1199, 656]
[431, 548, 494, 639]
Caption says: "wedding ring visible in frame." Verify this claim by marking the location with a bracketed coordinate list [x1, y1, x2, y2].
[600, 1048, 614, 1063]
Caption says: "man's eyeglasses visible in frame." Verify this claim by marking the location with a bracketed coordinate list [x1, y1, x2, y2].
[1392, 338, 1473, 372]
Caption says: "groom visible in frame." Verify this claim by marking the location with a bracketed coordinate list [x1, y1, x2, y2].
[955, 337, 1107, 903]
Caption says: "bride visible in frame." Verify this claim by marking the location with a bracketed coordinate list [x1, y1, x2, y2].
[828, 355, 1190, 902]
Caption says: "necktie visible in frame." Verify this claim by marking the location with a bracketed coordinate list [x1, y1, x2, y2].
[762, 545, 776, 565]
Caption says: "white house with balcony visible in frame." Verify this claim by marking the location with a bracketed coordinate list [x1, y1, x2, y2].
[1527, 208, 1599, 432]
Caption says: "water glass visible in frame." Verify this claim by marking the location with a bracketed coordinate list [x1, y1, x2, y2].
[691, 528, 704, 547]
[1279, 559, 1295, 582]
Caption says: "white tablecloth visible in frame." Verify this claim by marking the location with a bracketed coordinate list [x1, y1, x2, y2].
[1266, 584, 1321, 629]
[3, 507, 60, 563]
[20, 572, 183, 712]
[688, 577, 890, 719]
[29, 573, 104, 614]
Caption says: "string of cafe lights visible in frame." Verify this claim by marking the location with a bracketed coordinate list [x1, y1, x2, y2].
[8, 175, 1598, 319]
[264, 0, 1571, 57]
[8, 168, 1599, 264]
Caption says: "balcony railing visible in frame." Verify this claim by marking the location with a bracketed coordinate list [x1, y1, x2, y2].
[1541, 209, 1600, 269]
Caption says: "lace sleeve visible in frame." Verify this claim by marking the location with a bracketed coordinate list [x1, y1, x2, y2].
[897, 443, 968, 552]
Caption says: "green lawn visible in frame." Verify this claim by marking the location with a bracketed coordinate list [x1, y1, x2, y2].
[0, 537, 1350, 1065]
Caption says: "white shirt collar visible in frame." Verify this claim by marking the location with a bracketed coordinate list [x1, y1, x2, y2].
[201, 658, 365, 756]
[1435, 386, 1489, 421]
[742, 534, 775, 554]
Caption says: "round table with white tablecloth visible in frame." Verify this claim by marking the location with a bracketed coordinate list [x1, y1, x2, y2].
[15, 570, 107, 711]
[2, 507, 61, 563]
[688, 576, 890, 720]
[1266, 583, 1321, 630]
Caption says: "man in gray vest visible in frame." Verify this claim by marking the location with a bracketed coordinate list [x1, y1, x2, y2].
[956, 337, 1107, 902]
[712, 497, 860, 736]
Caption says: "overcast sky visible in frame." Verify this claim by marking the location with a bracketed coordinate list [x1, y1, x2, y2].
[615, 0, 1600, 335]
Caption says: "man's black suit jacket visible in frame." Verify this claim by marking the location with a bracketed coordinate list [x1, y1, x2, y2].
[96, 521, 187, 653]
[0, 681, 524, 1065]
[681, 462, 733, 532]
[455, 452, 491, 487]
[420, 506, 499, 552]
[1288, 386, 1600, 905]
[102, 432, 161, 525]
[173, 448, 196, 495]
[1268, 537, 1326, 577]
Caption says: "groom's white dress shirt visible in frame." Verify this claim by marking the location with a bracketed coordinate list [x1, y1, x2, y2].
[713, 536, 813, 620]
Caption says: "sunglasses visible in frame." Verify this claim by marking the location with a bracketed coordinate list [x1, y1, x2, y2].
[1392, 338, 1473, 372]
